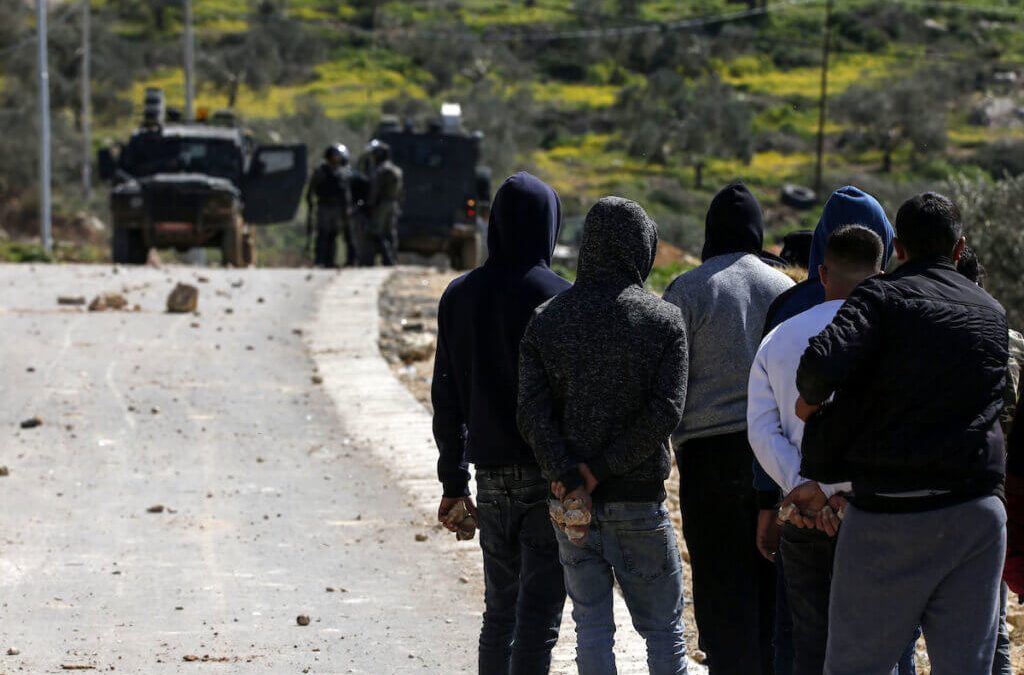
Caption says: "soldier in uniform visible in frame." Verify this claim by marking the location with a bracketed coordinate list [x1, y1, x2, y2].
[305, 144, 353, 268]
[359, 139, 403, 267]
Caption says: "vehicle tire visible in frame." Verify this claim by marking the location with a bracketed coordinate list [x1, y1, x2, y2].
[111, 227, 148, 265]
[780, 184, 817, 210]
[242, 227, 256, 267]
[221, 217, 245, 268]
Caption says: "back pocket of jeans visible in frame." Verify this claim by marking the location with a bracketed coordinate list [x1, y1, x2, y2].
[618, 526, 677, 581]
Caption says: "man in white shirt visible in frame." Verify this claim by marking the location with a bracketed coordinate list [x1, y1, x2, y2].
[747, 225, 884, 675]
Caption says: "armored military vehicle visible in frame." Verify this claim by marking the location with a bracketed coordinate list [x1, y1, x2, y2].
[98, 89, 307, 266]
[372, 103, 491, 270]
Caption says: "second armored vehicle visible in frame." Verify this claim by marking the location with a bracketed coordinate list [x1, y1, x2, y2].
[372, 103, 491, 270]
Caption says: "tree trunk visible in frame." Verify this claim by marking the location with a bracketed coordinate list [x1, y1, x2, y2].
[694, 162, 704, 189]
[883, 149, 892, 173]
[228, 78, 239, 109]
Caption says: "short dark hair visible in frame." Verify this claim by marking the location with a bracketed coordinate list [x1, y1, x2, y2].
[956, 244, 987, 288]
[824, 224, 884, 277]
[895, 192, 963, 258]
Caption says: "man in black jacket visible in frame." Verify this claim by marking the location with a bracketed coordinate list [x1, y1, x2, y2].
[518, 197, 689, 674]
[791, 192, 1008, 674]
[433, 172, 570, 674]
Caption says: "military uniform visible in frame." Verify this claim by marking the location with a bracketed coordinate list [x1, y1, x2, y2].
[359, 160, 403, 267]
[306, 163, 352, 268]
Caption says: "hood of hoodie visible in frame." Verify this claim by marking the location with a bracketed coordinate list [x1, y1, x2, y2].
[807, 186, 894, 281]
[575, 197, 658, 288]
[485, 172, 561, 269]
[701, 182, 765, 262]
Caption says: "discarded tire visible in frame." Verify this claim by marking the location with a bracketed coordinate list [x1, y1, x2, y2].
[780, 184, 817, 210]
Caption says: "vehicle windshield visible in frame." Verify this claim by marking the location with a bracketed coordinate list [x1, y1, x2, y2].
[121, 134, 243, 181]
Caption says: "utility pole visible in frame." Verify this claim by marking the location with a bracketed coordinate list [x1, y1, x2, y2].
[81, 0, 91, 199]
[37, 0, 52, 254]
[183, 0, 195, 121]
[813, 0, 833, 195]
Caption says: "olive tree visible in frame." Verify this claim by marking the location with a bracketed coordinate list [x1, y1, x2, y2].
[949, 173, 1024, 328]
[837, 75, 948, 173]
[619, 70, 753, 188]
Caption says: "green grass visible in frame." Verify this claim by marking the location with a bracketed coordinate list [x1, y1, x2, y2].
[646, 261, 693, 295]
[0, 242, 52, 263]
[129, 51, 431, 121]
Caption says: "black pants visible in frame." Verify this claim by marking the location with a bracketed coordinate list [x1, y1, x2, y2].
[779, 524, 834, 675]
[341, 214, 357, 267]
[475, 465, 566, 675]
[678, 431, 775, 675]
[314, 206, 340, 268]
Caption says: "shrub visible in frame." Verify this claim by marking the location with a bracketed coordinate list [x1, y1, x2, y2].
[948, 174, 1024, 328]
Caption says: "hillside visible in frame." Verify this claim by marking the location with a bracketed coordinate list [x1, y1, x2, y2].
[2, 0, 1024, 272]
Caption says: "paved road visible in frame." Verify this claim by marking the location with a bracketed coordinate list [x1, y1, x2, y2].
[0, 263, 705, 674]
[0, 264, 481, 674]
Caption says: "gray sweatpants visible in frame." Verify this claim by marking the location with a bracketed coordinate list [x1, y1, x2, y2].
[826, 496, 1006, 675]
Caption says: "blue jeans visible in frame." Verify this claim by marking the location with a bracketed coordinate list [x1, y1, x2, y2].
[554, 501, 687, 675]
[476, 466, 566, 675]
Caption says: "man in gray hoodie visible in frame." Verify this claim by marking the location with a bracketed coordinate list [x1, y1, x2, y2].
[518, 197, 689, 675]
[663, 182, 794, 675]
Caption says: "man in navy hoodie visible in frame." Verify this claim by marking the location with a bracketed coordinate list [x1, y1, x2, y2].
[432, 172, 571, 674]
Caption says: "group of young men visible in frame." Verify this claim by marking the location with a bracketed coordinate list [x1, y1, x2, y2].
[432, 171, 1022, 675]
[305, 139, 403, 268]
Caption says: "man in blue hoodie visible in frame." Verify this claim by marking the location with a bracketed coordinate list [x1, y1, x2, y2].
[432, 172, 571, 674]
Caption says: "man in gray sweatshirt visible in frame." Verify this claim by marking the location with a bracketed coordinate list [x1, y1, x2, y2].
[518, 197, 689, 675]
[662, 182, 794, 675]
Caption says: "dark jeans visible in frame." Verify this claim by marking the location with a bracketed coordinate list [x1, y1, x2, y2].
[779, 524, 835, 675]
[476, 465, 566, 675]
[678, 432, 775, 675]
[773, 554, 795, 675]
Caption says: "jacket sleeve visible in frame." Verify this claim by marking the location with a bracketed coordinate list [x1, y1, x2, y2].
[797, 281, 886, 406]
[517, 319, 583, 491]
[431, 294, 470, 498]
[746, 346, 803, 496]
[588, 330, 688, 483]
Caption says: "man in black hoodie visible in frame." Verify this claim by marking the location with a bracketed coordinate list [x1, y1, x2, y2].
[518, 197, 689, 675]
[794, 192, 1008, 673]
[433, 172, 570, 674]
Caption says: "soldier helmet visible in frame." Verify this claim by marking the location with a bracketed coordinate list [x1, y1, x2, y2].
[324, 143, 349, 164]
[366, 139, 390, 162]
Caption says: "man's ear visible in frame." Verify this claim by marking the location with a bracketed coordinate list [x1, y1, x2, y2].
[818, 264, 828, 289]
[952, 236, 967, 264]
[893, 238, 909, 262]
